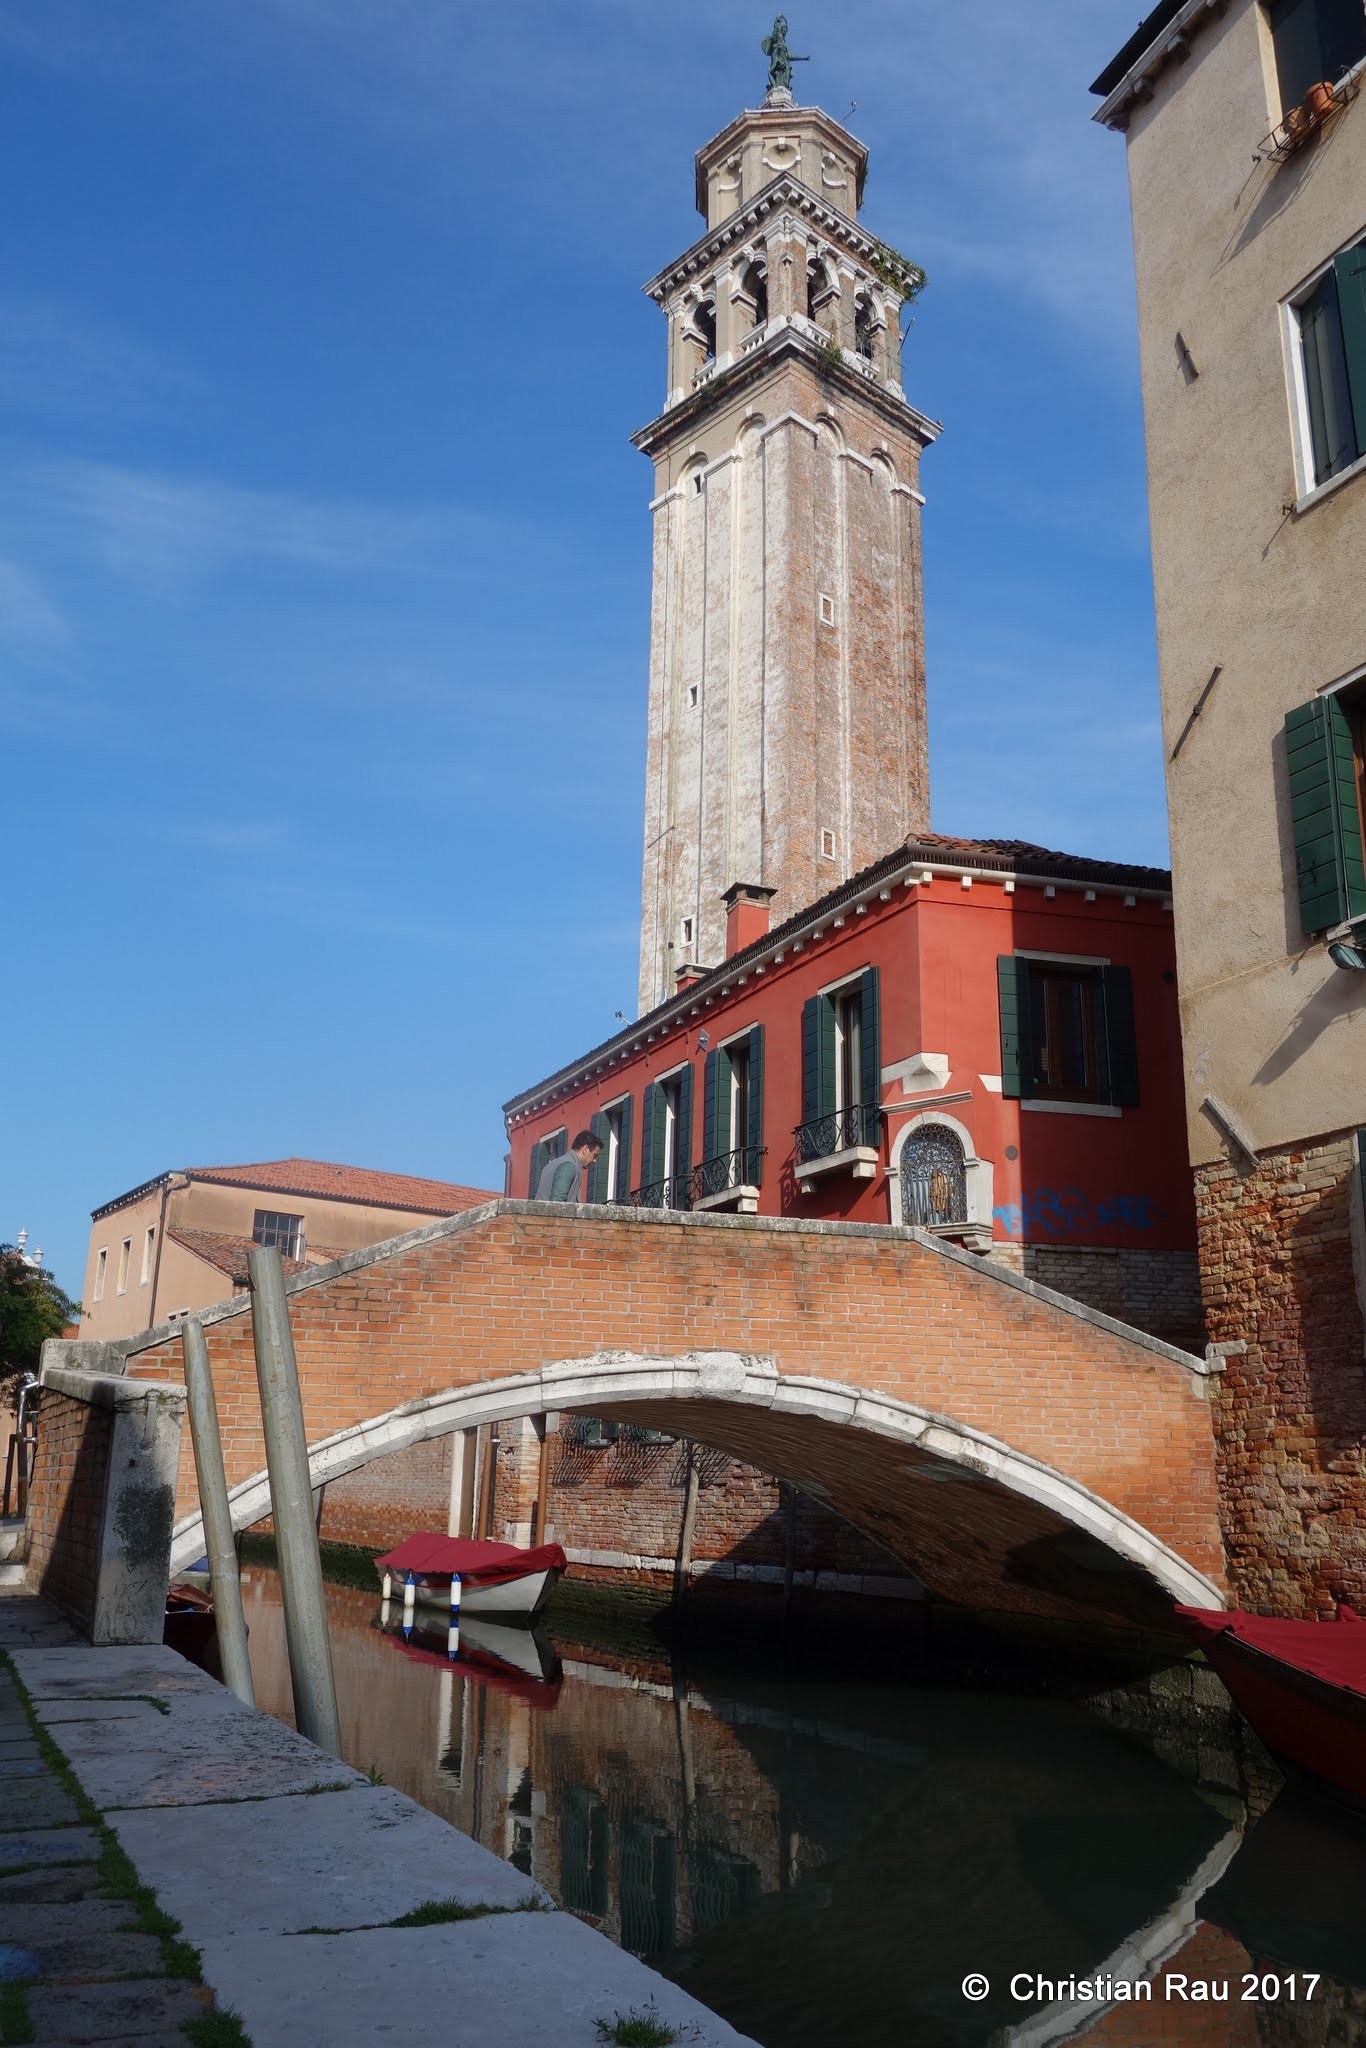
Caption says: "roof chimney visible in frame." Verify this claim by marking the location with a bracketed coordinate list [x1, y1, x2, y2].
[722, 881, 777, 959]
[674, 963, 706, 992]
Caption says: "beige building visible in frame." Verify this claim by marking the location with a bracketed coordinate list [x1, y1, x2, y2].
[81, 1158, 496, 1344]
[635, 84, 939, 1011]
[1093, 0, 1366, 1612]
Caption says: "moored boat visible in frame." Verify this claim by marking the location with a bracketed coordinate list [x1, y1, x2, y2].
[374, 1534, 566, 1621]
[1175, 1604, 1366, 1809]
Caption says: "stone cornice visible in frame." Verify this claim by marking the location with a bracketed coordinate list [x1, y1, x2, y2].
[1091, 0, 1231, 130]
[630, 322, 942, 455]
[642, 174, 907, 304]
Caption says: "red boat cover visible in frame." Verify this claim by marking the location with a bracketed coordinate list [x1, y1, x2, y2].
[1175, 1605, 1366, 1698]
[375, 1535, 567, 1588]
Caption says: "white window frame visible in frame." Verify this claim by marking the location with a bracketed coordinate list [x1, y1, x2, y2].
[116, 1238, 131, 1295]
[93, 1248, 108, 1303]
[140, 1226, 156, 1286]
[1282, 226, 1366, 510]
[600, 1095, 630, 1203]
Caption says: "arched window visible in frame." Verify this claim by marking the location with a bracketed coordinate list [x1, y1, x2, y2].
[806, 257, 835, 327]
[740, 260, 768, 332]
[692, 298, 716, 363]
[854, 293, 877, 362]
[900, 1124, 968, 1227]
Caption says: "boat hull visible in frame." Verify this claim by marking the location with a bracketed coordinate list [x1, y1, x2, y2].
[1177, 1608, 1366, 1811]
[402, 1567, 559, 1621]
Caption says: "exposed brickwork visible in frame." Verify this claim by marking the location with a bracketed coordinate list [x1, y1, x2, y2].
[987, 1244, 1205, 1353]
[1198, 1134, 1366, 1615]
[317, 1437, 453, 1552]
[123, 1203, 1225, 1623]
[23, 1386, 113, 1631]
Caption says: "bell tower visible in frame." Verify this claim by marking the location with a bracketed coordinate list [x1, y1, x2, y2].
[634, 35, 940, 1012]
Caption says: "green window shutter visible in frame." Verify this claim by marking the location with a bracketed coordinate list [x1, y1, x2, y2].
[1334, 239, 1366, 458]
[1286, 696, 1366, 933]
[747, 1026, 765, 1185]
[587, 1112, 608, 1202]
[641, 1082, 658, 1189]
[997, 956, 1034, 1099]
[617, 1097, 633, 1202]
[1098, 966, 1140, 1108]
[801, 997, 820, 1125]
[676, 1063, 694, 1193]
[859, 968, 882, 1140]
[715, 1047, 734, 1158]
[702, 1050, 718, 1163]
[528, 1139, 547, 1198]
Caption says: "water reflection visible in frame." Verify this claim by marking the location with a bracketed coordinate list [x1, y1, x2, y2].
[240, 1569, 1366, 2048]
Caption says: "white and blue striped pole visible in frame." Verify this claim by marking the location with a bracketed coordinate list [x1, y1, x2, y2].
[448, 1572, 462, 1659]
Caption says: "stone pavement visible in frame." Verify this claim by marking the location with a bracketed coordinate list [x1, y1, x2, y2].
[0, 1591, 756, 2047]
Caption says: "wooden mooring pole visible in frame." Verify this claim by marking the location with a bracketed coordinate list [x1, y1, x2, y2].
[248, 1247, 341, 1755]
[180, 1317, 255, 1709]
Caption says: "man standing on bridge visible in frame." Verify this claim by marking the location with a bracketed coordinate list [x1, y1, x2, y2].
[536, 1131, 603, 1203]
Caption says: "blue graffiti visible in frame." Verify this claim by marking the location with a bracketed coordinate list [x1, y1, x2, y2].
[992, 1187, 1164, 1240]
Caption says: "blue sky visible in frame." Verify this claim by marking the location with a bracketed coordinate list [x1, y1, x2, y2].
[0, 0, 1161, 1288]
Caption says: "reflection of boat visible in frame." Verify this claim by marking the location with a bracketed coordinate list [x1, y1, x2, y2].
[1175, 1605, 1366, 1808]
[376, 1609, 563, 1709]
[375, 1535, 565, 1620]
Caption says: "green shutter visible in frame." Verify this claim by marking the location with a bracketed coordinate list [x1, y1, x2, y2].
[859, 968, 882, 1140]
[997, 956, 1034, 1099]
[640, 1083, 658, 1188]
[801, 997, 820, 1125]
[747, 1026, 765, 1185]
[676, 1063, 694, 1197]
[1335, 240, 1366, 458]
[1098, 966, 1140, 1108]
[528, 1138, 547, 1198]
[617, 1097, 633, 1202]
[1286, 696, 1366, 933]
[702, 1050, 718, 1163]
[715, 1047, 734, 1158]
[587, 1112, 608, 1202]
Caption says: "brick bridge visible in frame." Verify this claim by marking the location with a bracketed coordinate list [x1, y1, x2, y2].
[116, 1202, 1227, 1628]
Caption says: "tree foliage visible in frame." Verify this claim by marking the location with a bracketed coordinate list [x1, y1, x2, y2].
[0, 1246, 79, 1391]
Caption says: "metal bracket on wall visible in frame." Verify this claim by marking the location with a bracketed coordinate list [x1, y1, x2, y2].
[1170, 665, 1223, 760]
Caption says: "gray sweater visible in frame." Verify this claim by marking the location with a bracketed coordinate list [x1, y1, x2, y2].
[536, 1152, 583, 1202]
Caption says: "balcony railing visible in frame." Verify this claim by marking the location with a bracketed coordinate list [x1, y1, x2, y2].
[628, 1174, 691, 1212]
[793, 1102, 882, 1166]
[689, 1146, 766, 1206]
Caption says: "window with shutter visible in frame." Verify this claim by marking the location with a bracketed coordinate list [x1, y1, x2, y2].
[1286, 694, 1366, 932]
[999, 956, 1139, 1107]
[798, 975, 878, 1159]
[1293, 237, 1366, 489]
[747, 1025, 765, 1186]
[1269, 0, 1366, 117]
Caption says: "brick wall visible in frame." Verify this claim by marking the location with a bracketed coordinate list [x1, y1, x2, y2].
[1198, 1132, 1366, 1614]
[24, 1384, 113, 1632]
[317, 1436, 453, 1552]
[986, 1245, 1205, 1354]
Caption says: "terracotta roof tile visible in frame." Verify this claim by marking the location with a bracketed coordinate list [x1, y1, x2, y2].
[182, 1158, 498, 1214]
[168, 1228, 335, 1285]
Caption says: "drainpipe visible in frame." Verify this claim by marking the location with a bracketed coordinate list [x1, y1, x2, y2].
[147, 1173, 186, 1329]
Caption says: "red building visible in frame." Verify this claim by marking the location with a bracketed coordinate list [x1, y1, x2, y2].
[505, 833, 1201, 1350]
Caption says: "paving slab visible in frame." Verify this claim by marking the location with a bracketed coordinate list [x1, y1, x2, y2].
[26, 1932, 166, 1982]
[10, 1646, 222, 1700]
[0, 1865, 102, 1904]
[0, 1779, 81, 1829]
[0, 1735, 42, 1759]
[110, 1783, 552, 1936]
[26, 1979, 205, 2041]
[25, 2035, 201, 2048]
[48, 1698, 362, 1810]
[0, 1755, 48, 1776]
[2, 1904, 129, 1942]
[0, 1825, 100, 1869]
[196, 1917, 760, 2048]
[33, 1700, 173, 1728]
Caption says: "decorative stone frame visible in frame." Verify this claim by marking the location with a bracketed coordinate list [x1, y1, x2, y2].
[887, 1108, 995, 1252]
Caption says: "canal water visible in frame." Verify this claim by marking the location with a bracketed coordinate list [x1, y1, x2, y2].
[242, 1567, 1366, 2047]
